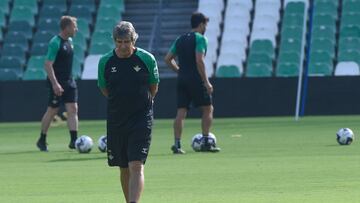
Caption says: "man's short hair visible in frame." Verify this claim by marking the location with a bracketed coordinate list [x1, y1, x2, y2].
[60, 16, 77, 30]
[191, 12, 209, 28]
[113, 21, 139, 43]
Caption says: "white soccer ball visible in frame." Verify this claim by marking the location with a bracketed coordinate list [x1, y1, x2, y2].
[98, 135, 107, 152]
[75, 135, 93, 153]
[191, 133, 217, 152]
[336, 128, 354, 145]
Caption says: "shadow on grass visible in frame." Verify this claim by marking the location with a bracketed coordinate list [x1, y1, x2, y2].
[48, 156, 106, 162]
[0, 150, 41, 155]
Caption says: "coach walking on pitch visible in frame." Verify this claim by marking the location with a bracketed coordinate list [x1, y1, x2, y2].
[97, 21, 159, 203]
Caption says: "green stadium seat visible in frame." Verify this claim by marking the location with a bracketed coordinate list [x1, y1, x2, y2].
[343, 1, 360, 13]
[341, 13, 360, 29]
[27, 56, 46, 70]
[247, 53, 272, 65]
[22, 69, 46, 80]
[33, 31, 54, 44]
[0, 57, 23, 76]
[100, 0, 125, 12]
[10, 7, 35, 26]
[311, 25, 336, 43]
[285, 2, 305, 14]
[7, 21, 33, 39]
[68, 5, 93, 25]
[1, 44, 26, 64]
[314, 1, 338, 19]
[0, 0, 10, 15]
[339, 25, 360, 39]
[308, 61, 333, 76]
[3, 32, 28, 47]
[91, 31, 113, 47]
[94, 18, 118, 33]
[279, 38, 302, 53]
[312, 14, 336, 29]
[309, 50, 333, 68]
[72, 0, 96, 12]
[0, 69, 20, 81]
[246, 63, 272, 77]
[39, 5, 64, 20]
[338, 37, 360, 53]
[73, 44, 85, 62]
[97, 5, 122, 20]
[338, 50, 360, 66]
[72, 57, 82, 79]
[13, 0, 38, 14]
[282, 14, 304, 28]
[30, 43, 48, 56]
[42, 0, 67, 13]
[89, 43, 113, 55]
[316, 0, 339, 7]
[77, 19, 90, 39]
[276, 62, 299, 77]
[278, 51, 301, 65]
[0, 12, 5, 28]
[73, 32, 87, 51]
[249, 40, 274, 59]
[38, 18, 60, 34]
[281, 26, 303, 41]
[215, 66, 241, 78]
[310, 38, 335, 58]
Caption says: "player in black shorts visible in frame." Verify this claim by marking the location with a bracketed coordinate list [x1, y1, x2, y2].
[165, 12, 220, 154]
[36, 16, 78, 152]
[98, 21, 159, 203]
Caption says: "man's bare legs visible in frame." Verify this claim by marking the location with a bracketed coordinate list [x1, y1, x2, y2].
[172, 108, 187, 154]
[120, 161, 144, 203]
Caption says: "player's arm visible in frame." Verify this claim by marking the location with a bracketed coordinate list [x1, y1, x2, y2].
[149, 84, 158, 99]
[45, 60, 63, 96]
[164, 38, 180, 73]
[100, 88, 109, 98]
[195, 34, 213, 94]
[164, 52, 179, 73]
[196, 52, 213, 95]
[98, 55, 109, 98]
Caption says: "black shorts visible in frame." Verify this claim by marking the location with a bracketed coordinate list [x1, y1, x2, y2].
[47, 80, 78, 108]
[177, 79, 212, 109]
[106, 110, 153, 168]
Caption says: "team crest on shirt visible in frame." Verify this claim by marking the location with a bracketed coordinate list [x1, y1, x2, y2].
[63, 45, 67, 50]
[111, 67, 117, 73]
[133, 65, 141, 72]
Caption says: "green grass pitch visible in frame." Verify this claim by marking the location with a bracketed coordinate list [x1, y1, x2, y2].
[1, 116, 360, 203]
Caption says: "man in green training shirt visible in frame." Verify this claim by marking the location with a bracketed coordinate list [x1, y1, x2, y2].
[97, 21, 159, 203]
[36, 16, 78, 152]
[165, 12, 220, 154]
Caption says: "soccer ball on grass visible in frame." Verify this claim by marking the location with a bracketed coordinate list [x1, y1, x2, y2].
[336, 128, 354, 145]
[191, 133, 217, 151]
[75, 135, 93, 153]
[98, 135, 107, 152]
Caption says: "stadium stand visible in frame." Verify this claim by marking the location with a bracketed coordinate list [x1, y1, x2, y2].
[276, 1, 308, 77]
[2, 0, 360, 81]
[246, 0, 280, 77]
[336, 0, 360, 75]
[216, 0, 252, 77]
[199, 0, 224, 77]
